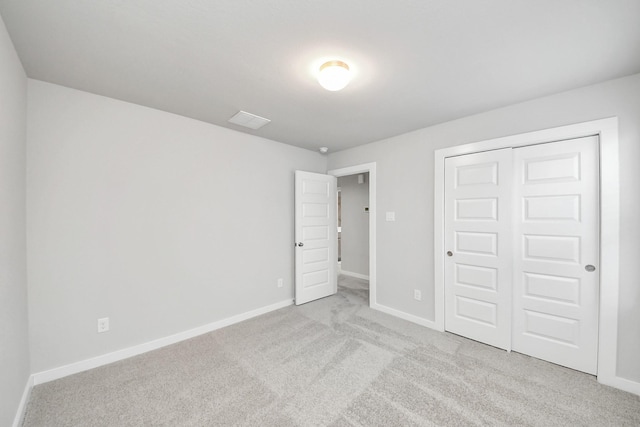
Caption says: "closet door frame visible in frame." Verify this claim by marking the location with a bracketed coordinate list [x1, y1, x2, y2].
[434, 117, 619, 388]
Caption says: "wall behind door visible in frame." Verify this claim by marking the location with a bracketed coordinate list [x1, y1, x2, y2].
[327, 72, 640, 383]
[337, 174, 369, 277]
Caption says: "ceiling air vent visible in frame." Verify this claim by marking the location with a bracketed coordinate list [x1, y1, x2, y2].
[228, 110, 271, 130]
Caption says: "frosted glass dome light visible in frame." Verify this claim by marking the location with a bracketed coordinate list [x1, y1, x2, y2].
[318, 60, 351, 91]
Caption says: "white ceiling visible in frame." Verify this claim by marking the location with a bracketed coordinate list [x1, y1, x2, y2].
[1, 1, 639, 152]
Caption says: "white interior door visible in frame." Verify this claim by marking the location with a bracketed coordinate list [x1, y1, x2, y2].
[295, 171, 337, 305]
[444, 149, 513, 350]
[444, 137, 600, 374]
[512, 136, 600, 374]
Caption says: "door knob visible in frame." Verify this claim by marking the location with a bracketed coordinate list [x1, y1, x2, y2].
[297, 242, 304, 247]
[585, 264, 596, 272]
[446, 251, 453, 257]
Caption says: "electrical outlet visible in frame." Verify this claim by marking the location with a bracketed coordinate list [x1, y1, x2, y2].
[97, 317, 110, 333]
[277, 278, 284, 288]
[414, 290, 422, 301]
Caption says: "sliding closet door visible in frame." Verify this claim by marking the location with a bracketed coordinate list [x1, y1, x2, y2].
[512, 136, 600, 374]
[444, 149, 513, 350]
[444, 137, 600, 374]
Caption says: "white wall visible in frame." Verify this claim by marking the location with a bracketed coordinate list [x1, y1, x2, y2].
[0, 14, 29, 427]
[27, 80, 326, 373]
[327, 73, 640, 383]
[337, 174, 369, 276]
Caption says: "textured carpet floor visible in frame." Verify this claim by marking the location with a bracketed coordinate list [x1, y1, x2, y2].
[23, 276, 640, 426]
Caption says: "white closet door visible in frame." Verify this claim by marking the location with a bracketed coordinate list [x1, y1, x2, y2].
[512, 136, 600, 374]
[444, 149, 513, 350]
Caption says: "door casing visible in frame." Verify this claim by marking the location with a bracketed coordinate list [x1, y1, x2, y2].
[434, 117, 620, 388]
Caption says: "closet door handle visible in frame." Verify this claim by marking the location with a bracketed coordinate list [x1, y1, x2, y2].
[585, 264, 596, 272]
[446, 251, 453, 257]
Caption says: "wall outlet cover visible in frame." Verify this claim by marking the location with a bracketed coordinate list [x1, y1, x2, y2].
[97, 317, 110, 333]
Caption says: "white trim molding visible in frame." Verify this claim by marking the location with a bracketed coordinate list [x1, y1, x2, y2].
[339, 270, 370, 281]
[371, 302, 439, 330]
[598, 375, 640, 397]
[32, 299, 293, 385]
[12, 375, 34, 427]
[328, 163, 377, 308]
[434, 117, 631, 392]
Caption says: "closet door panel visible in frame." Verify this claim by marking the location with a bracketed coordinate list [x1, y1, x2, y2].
[512, 136, 600, 374]
[444, 149, 513, 350]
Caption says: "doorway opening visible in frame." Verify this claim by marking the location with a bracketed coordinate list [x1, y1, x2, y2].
[337, 173, 369, 279]
[329, 163, 377, 307]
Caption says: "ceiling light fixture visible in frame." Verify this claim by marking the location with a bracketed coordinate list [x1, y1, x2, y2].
[318, 60, 351, 91]
[319, 147, 329, 154]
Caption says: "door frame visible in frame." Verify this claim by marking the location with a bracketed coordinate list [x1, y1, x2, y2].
[328, 163, 377, 307]
[434, 117, 621, 389]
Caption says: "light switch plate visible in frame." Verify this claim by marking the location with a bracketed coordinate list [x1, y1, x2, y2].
[386, 211, 395, 221]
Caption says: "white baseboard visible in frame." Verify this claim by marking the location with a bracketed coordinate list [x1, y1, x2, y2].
[370, 302, 439, 331]
[339, 270, 370, 281]
[12, 374, 34, 427]
[598, 373, 640, 396]
[32, 299, 293, 386]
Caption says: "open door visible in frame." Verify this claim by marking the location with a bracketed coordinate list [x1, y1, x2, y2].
[295, 171, 338, 305]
